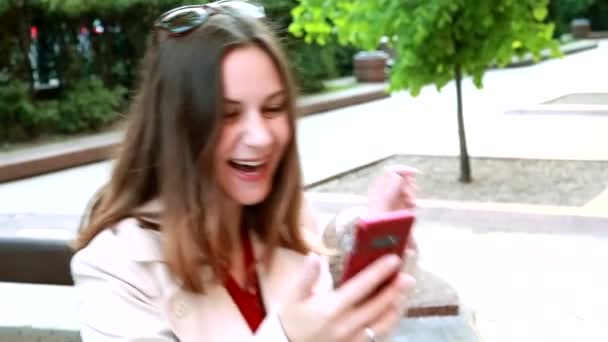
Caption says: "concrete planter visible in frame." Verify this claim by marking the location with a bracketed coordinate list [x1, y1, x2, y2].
[571, 18, 591, 39]
[353, 51, 389, 82]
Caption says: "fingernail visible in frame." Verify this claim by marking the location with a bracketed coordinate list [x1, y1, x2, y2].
[385, 255, 401, 267]
[400, 274, 416, 287]
[388, 165, 422, 176]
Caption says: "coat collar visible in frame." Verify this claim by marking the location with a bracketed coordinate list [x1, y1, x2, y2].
[116, 198, 332, 341]
[164, 240, 317, 341]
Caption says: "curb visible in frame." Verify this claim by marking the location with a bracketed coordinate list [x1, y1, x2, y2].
[305, 192, 608, 234]
[303, 154, 394, 189]
[0, 131, 122, 183]
[504, 103, 608, 116]
[297, 82, 388, 117]
[495, 40, 598, 69]
[8, 196, 604, 242]
[0, 82, 389, 183]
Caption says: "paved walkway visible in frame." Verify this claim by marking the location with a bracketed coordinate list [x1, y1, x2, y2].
[1, 40, 607, 217]
[582, 188, 608, 215]
[410, 222, 608, 342]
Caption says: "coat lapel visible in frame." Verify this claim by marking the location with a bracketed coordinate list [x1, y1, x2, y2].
[131, 199, 327, 340]
[164, 237, 309, 341]
[165, 283, 253, 341]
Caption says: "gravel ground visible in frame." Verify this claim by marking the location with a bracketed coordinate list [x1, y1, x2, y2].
[309, 155, 608, 206]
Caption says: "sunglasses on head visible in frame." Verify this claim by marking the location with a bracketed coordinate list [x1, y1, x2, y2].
[154, 0, 265, 36]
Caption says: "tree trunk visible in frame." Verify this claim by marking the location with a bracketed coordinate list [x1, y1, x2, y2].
[454, 63, 472, 183]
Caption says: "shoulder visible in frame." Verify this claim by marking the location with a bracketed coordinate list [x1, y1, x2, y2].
[70, 219, 180, 340]
[71, 218, 168, 296]
[74, 218, 164, 264]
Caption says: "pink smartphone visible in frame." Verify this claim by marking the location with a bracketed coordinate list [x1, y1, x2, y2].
[339, 210, 415, 286]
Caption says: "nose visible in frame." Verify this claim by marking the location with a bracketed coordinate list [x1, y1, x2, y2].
[242, 109, 273, 149]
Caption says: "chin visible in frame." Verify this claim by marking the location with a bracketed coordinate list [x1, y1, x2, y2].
[233, 188, 271, 206]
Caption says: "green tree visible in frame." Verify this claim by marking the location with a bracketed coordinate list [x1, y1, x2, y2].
[290, 0, 560, 183]
[261, 0, 358, 93]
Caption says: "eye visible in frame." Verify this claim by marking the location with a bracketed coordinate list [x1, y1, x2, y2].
[224, 111, 239, 118]
[223, 107, 240, 120]
[262, 103, 287, 117]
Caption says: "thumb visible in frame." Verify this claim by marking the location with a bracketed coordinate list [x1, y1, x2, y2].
[386, 164, 420, 177]
[289, 254, 321, 302]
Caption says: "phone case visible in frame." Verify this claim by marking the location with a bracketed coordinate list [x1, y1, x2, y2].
[339, 210, 415, 285]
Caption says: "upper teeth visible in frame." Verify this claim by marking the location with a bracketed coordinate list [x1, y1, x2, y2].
[233, 160, 265, 167]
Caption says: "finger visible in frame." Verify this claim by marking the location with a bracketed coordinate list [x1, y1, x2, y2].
[386, 164, 421, 177]
[400, 176, 417, 193]
[338, 275, 404, 337]
[368, 173, 403, 213]
[397, 173, 416, 195]
[287, 254, 321, 302]
[342, 274, 412, 342]
[335, 255, 401, 311]
[400, 188, 416, 209]
[386, 170, 405, 188]
[354, 303, 402, 342]
[392, 187, 414, 210]
[386, 273, 415, 305]
[382, 167, 416, 196]
[388, 173, 407, 201]
[401, 185, 416, 201]
[400, 174, 416, 189]
[407, 235, 419, 252]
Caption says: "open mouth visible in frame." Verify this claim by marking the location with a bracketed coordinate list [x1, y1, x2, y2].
[228, 159, 268, 174]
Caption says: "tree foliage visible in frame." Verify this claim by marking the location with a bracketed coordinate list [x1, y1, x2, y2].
[290, 0, 561, 96]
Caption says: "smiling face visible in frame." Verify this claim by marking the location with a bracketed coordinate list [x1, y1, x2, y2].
[214, 45, 292, 206]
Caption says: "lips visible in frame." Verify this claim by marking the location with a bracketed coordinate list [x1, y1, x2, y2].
[228, 159, 269, 182]
[229, 159, 266, 172]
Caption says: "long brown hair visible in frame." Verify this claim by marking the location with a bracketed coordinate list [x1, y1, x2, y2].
[75, 10, 309, 292]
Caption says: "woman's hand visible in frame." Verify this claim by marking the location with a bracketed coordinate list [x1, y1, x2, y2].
[367, 164, 419, 251]
[279, 255, 415, 342]
[367, 165, 418, 214]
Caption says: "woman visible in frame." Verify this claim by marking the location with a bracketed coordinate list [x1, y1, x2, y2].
[71, 2, 417, 341]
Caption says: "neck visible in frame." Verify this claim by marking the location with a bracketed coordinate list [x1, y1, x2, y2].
[220, 196, 243, 247]
[221, 198, 251, 285]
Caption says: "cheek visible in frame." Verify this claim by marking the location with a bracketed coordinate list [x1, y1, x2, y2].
[214, 127, 234, 178]
[274, 116, 292, 150]
[214, 131, 235, 197]
[215, 126, 234, 159]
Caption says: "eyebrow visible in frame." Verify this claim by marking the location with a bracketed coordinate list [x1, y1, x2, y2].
[223, 90, 287, 104]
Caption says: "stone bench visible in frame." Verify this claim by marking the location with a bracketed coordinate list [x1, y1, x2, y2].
[0, 212, 460, 317]
[0, 200, 466, 341]
[0, 214, 77, 285]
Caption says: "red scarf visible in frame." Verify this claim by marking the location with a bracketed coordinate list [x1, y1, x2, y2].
[223, 229, 266, 332]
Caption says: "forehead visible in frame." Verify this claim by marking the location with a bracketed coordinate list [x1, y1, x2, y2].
[221, 45, 284, 99]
